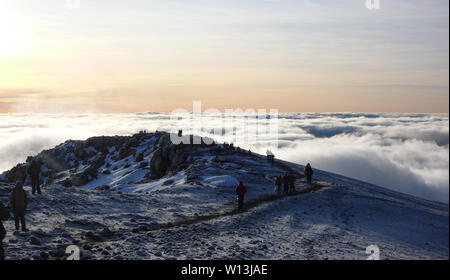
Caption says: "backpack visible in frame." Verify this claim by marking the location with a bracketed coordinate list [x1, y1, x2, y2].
[0, 202, 10, 221]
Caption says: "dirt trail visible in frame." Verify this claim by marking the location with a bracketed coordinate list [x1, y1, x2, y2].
[65, 180, 330, 250]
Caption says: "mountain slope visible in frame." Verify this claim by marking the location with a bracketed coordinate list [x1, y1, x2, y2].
[0, 132, 448, 260]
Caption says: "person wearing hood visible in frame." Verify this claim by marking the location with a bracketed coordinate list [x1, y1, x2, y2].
[9, 182, 28, 231]
[235, 181, 247, 210]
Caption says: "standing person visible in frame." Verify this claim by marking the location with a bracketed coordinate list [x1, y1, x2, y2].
[235, 181, 247, 210]
[304, 163, 314, 184]
[0, 201, 10, 260]
[28, 160, 42, 195]
[274, 175, 282, 196]
[288, 172, 296, 193]
[283, 173, 289, 194]
[9, 182, 28, 232]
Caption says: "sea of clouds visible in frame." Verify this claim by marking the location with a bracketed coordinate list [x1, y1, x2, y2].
[0, 112, 448, 203]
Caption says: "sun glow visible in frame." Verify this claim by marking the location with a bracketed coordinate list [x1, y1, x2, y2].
[0, 12, 26, 59]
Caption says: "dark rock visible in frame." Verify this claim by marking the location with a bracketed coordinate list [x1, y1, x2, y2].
[98, 227, 114, 238]
[71, 167, 98, 186]
[31, 229, 47, 237]
[40, 251, 49, 259]
[61, 179, 72, 188]
[94, 185, 110, 191]
[118, 146, 135, 160]
[91, 154, 106, 170]
[4, 164, 27, 183]
[101, 250, 110, 256]
[49, 249, 65, 258]
[29, 236, 42, 245]
[163, 179, 174, 186]
[71, 173, 88, 186]
[84, 231, 102, 242]
[134, 152, 144, 162]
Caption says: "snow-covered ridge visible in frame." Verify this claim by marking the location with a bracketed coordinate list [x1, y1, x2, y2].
[0, 131, 448, 260]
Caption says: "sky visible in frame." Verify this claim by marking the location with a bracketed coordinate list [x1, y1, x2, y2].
[0, 0, 448, 113]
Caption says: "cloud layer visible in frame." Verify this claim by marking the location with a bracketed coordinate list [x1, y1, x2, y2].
[0, 112, 448, 203]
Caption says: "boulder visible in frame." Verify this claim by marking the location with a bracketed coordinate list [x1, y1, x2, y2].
[61, 179, 72, 188]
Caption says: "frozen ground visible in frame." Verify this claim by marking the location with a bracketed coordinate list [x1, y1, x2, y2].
[0, 133, 447, 260]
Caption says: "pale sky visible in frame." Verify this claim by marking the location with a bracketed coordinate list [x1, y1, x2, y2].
[0, 0, 448, 113]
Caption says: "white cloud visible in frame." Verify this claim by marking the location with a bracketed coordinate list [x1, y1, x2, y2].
[0, 112, 448, 203]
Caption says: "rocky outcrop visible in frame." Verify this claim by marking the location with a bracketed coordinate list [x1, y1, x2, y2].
[4, 164, 27, 183]
[70, 167, 98, 186]
[149, 134, 188, 178]
[118, 147, 136, 160]
[149, 133, 215, 179]
[1, 131, 218, 186]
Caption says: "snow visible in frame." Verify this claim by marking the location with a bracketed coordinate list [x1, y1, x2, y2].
[203, 175, 239, 188]
[0, 135, 448, 260]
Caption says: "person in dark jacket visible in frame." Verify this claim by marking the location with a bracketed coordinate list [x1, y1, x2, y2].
[9, 182, 28, 231]
[0, 201, 10, 260]
[235, 181, 247, 210]
[304, 163, 313, 184]
[274, 175, 282, 196]
[288, 172, 296, 193]
[283, 173, 289, 194]
[27, 160, 42, 195]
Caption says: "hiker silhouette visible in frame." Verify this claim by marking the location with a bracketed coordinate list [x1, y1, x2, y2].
[27, 160, 42, 195]
[0, 200, 11, 260]
[235, 181, 247, 210]
[304, 163, 314, 184]
[274, 175, 283, 196]
[10, 181, 28, 232]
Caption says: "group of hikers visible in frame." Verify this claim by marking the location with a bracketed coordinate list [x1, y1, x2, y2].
[0, 160, 41, 260]
[1, 158, 312, 260]
[235, 163, 314, 211]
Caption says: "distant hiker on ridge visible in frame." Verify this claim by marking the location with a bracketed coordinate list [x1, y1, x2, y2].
[27, 159, 42, 195]
[235, 181, 247, 211]
[304, 163, 314, 184]
[274, 175, 282, 196]
[266, 150, 275, 165]
[0, 201, 10, 260]
[9, 182, 28, 232]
